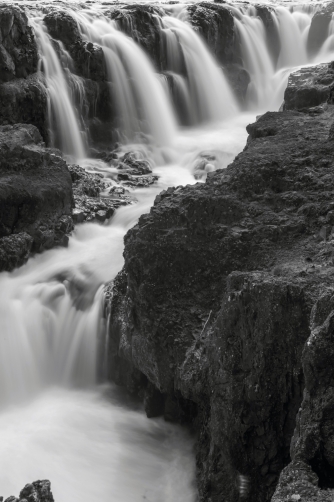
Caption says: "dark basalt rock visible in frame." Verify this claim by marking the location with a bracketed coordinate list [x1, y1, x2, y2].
[307, 2, 334, 58]
[188, 2, 238, 65]
[106, 66, 334, 501]
[0, 74, 48, 140]
[109, 5, 166, 71]
[44, 11, 107, 82]
[283, 62, 334, 111]
[0, 7, 47, 138]
[272, 289, 334, 501]
[0, 123, 73, 272]
[69, 164, 132, 224]
[0, 5, 38, 83]
[3, 480, 54, 502]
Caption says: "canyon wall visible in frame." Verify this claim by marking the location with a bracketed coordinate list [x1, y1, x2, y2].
[107, 63, 334, 501]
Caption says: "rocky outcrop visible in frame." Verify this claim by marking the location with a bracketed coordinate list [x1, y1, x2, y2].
[272, 288, 334, 501]
[106, 64, 334, 501]
[284, 62, 334, 111]
[0, 123, 73, 271]
[0, 5, 38, 83]
[188, 2, 237, 65]
[0, 6, 47, 139]
[3, 480, 54, 502]
[110, 5, 166, 70]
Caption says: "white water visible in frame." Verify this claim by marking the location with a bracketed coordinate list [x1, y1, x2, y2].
[233, 3, 334, 111]
[32, 20, 86, 159]
[3, 2, 334, 500]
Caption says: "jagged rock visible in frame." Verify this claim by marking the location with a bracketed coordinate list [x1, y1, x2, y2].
[107, 82, 334, 501]
[0, 74, 48, 140]
[110, 5, 166, 70]
[0, 5, 38, 83]
[0, 123, 73, 271]
[188, 2, 238, 65]
[284, 62, 334, 111]
[0, 7, 47, 137]
[3, 480, 54, 502]
[68, 164, 132, 223]
[272, 288, 334, 501]
[44, 11, 107, 82]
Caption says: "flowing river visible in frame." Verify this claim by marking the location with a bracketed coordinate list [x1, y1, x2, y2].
[1, 1, 334, 499]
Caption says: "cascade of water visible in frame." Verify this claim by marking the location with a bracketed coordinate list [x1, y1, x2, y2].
[32, 19, 86, 159]
[232, 5, 330, 111]
[72, 13, 177, 147]
[160, 15, 239, 124]
[275, 7, 309, 69]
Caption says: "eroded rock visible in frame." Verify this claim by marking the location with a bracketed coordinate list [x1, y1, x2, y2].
[3, 480, 54, 502]
[284, 62, 334, 111]
[0, 5, 38, 83]
[106, 77, 334, 501]
[0, 123, 73, 271]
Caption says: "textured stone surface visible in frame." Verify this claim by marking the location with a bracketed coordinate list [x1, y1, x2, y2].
[0, 5, 38, 83]
[284, 62, 334, 111]
[107, 70, 334, 501]
[3, 480, 54, 502]
[0, 74, 47, 140]
[0, 123, 73, 271]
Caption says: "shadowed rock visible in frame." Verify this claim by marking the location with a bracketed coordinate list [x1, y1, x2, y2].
[106, 66, 334, 501]
[3, 480, 54, 502]
[0, 123, 73, 271]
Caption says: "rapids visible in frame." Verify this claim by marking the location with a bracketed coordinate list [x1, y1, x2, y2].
[3, 1, 334, 500]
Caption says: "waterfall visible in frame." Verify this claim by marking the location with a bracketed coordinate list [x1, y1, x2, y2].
[32, 20, 86, 160]
[5, 3, 334, 500]
[159, 15, 239, 124]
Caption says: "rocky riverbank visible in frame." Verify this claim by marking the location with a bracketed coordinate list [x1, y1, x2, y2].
[106, 62, 334, 501]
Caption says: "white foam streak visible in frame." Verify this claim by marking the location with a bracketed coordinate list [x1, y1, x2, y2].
[32, 20, 86, 159]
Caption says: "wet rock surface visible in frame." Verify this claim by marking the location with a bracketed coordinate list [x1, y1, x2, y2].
[69, 163, 132, 224]
[106, 67, 334, 502]
[0, 5, 38, 83]
[284, 62, 334, 111]
[0, 7, 47, 138]
[0, 123, 73, 272]
[3, 480, 54, 502]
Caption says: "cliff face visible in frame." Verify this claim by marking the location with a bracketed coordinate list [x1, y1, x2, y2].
[107, 64, 334, 501]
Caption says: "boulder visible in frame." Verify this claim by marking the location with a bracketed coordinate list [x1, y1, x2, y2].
[0, 5, 38, 83]
[0, 123, 73, 271]
[106, 81, 334, 501]
[0, 74, 47, 140]
[283, 62, 334, 111]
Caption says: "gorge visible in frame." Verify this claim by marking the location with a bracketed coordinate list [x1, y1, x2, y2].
[1, 1, 334, 501]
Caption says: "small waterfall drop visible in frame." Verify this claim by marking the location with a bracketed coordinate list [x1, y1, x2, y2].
[233, 4, 334, 111]
[7, 2, 334, 500]
[32, 19, 86, 159]
[160, 15, 238, 124]
[72, 13, 178, 147]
